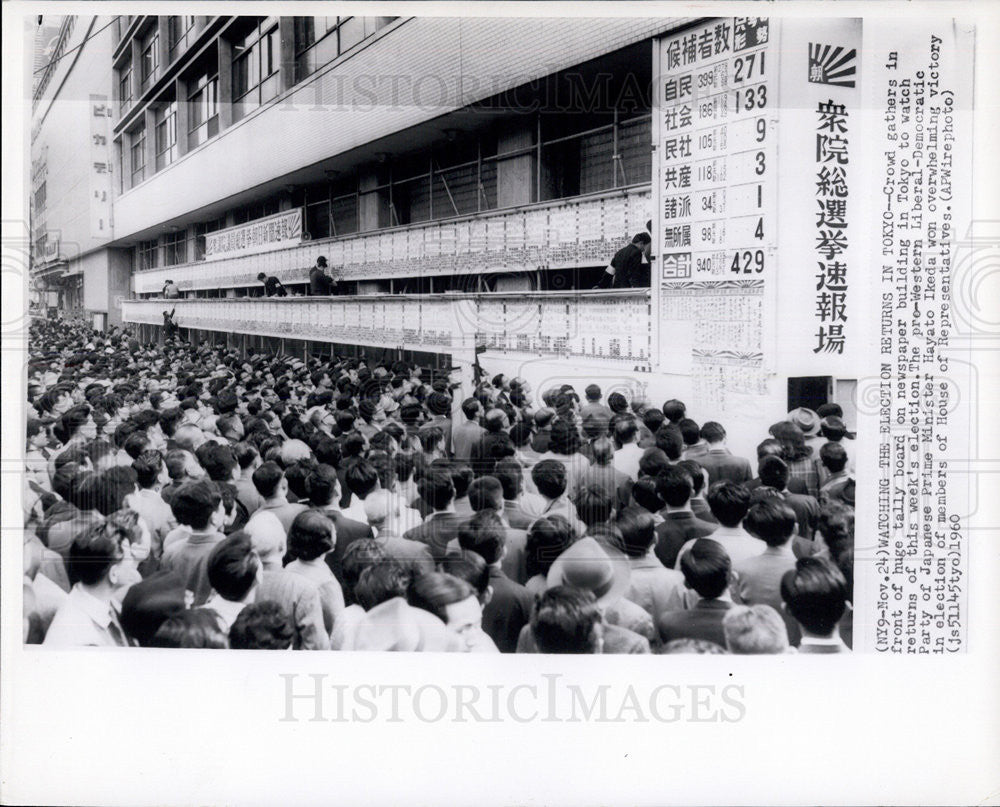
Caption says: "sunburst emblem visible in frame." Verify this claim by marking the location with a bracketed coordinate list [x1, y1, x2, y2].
[808, 44, 857, 88]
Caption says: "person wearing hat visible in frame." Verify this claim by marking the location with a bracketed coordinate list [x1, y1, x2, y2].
[309, 256, 336, 296]
[786, 406, 823, 454]
[516, 535, 650, 654]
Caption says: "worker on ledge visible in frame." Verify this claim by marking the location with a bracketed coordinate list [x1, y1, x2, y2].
[594, 231, 652, 289]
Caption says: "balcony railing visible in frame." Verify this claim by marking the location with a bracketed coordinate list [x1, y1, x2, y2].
[131, 185, 652, 294]
[122, 289, 652, 364]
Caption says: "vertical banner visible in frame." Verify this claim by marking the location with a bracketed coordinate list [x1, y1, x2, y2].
[853, 20, 975, 654]
[89, 94, 113, 239]
[775, 19, 863, 379]
[653, 18, 779, 427]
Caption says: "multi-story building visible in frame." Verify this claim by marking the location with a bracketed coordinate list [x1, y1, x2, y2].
[31, 16, 127, 328]
[109, 14, 866, 457]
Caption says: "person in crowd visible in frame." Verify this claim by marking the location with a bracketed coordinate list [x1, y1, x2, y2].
[149, 609, 229, 649]
[580, 384, 613, 423]
[161, 480, 228, 605]
[162, 279, 180, 299]
[306, 463, 374, 582]
[407, 571, 498, 652]
[817, 442, 852, 502]
[770, 421, 821, 499]
[530, 459, 586, 537]
[229, 601, 295, 649]
[675, 481, 764, 569]
[696, 422, 753, 485]
[657, 538, 733, 648]
[528, 586, 604, 654]
[780, 556, 851, 653]
[614, 506, 686, 622]
[654, 464, 718, 569]
[250, 461, 307, 535]
[201, 531, 261, 632]
[402, 469, 464, 560]
[493, 459, 545, 529]
[451, 397, 484, 463]
[284, 509, 345, 635]
[722, 604, 790, 655]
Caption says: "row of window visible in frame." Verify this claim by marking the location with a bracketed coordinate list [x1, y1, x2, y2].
[119, 16, 392, 190]
[135, 217, 227, 270]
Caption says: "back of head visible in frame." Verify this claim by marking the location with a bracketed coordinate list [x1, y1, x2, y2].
[819, 441, 848, 473]
[531, 586, 602, 654]
[614, 506, 656, 558]
[287, 510, 335, 561]
[680, 538, 731, 599]
[468, 475, 504, 513]
[576, 484, 615, 528]
[354, 561, 411, 610]
[245, 510, 286, 561]
[207, 531, 260, 602]
[531, 459, 567, 500]
[252, 460, 285, 498]
[345, 459, 379, 499]
[706, 481, 751, 528]
[417, 469, 455, 511]
[171, 479, 222, 530]
[133, 449, 164, 489]
[407, 572, 476, 624]
[662, 399, 686, 424]
[660, 638, 727, 655]
[150, 609, 229, 649]
[525, 516, 576, 580]
[67, 520, 125, 586]
[439, 550, 491, 602]
[678, 418, 701, 447]
[492, 459, 523, 500]
[700, 421, 726, 444]
[780, 556, 848, 636]
[457, 509, 506, 565]
[591, 436, 615, 466]
[584, 383, 601, 402]
[630, 477, 664, 515]
[614, 416, 638, 446]
[758, 455, 790, 491]
[654, 424, 684, 461]
[656, 465, 694, 508]
[743, 498, 797, 547]
[229, 601, 294, 649]
[723, 605, 790, 654]
[676, 461, 706, 496]
[341, 539, 388, 604]
[306, 463, 339, 506]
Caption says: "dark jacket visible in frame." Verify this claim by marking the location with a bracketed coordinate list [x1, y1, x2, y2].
[309, 267, 334, 295]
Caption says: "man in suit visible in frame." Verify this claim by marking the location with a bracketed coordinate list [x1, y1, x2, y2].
[781, 557, 851, 653]
[457, 510, 532, 653]
[465, 476, 528, 584]
[675, 481, 765, 570]
[654, 465, 718, 568]
[745, 438, 810, 495]
[493, 459, 545, 530]
[656, 538, 733, 648]
[306, 464, 374, 583]
[451, 397, 485, 463]
[403, 469, 466, 560]
[247, 461, 306, 536]
[579, 384, 614, 424]
[594, 232, 652, 289]
[757, 456, 820, 541]
[696, 421, 753, 486]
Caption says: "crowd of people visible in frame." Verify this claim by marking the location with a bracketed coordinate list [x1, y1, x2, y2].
[22, 314, 856, 653]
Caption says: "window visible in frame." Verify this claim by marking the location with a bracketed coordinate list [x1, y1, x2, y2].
[194, 218, 226, 261]
[130, 124, 146, 186]
[163, 230, 187, 266]
[231, 18, 280, 122]
[33, 182, 46, 212]
[168, 16, 196, 59]
[293, 17, 394, 81]
[187, 69, 219, 149]
[137, 239, 158, 271]
[154, 100, 178, 170]
[140, 27, 160, 89]
[118, 56, 133, 113]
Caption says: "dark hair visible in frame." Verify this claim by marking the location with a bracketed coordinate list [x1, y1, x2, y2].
[159, 408, 184, 438]
[743, 499, 797, 547]
[819, 442, 848, 473]
[531, 586, 602, 654]
[201, 443, 238, 483]
[457, 510, 506, 565]
[661, 399, 686, 424]
[468, 475, 503, 513]
[549, 420, 581, 456]
[525, 516, 576, 580]
[354, 561, 410, 610]
[757, 455, 790, 491]
[816, 501, 854, 561]
[461, 397, 480, 420]
[638, 447, 670, 480]
[252, 461, 284, 498]
[171, 480, 222, 530]
[614, 416, 638, 446]
[394, 452, 415, 483]
[417, 469, 455, 511]
[407, 572, 476, 624]
[576, 485, 615, 528]
[206, 531, 260, 602]
[229, 601, 294, 649]
[756, 438, 784, 460]
[606, 392, 628, 414]
[132, 449, 164, 489]
[631, 232, 651, 245]
[680, 538, 731, 599]
[88, 466, 138, 516]
[54, 404, 91, 444]
[677, 418, 701, 446]
[287, 510, 335, 561]
[656, 465, 694, 508]
[345, 459, 379, 499]
[233, 442, 259, 470]
[492, 459, 523, 500]
[341, 539, 388, 604]
[654, 425, 684, 461]
[700, 421, 726, 444]
[615, 506, 657, 558]
[150, 610, 229, 649]
[630, 477, 664, 514]
[780, 557, 848, 636]
[66, 519, 126, 585]
[706, 481, 751, 528]
[439, 550, 490, 601]
[508, 421, 534, 449]
[306, 463, 339, 506]
[532, 459, 567, 500]
[584, 384, 601, 401]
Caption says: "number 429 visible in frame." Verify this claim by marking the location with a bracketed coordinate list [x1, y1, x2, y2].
[730, 250, 765, 274]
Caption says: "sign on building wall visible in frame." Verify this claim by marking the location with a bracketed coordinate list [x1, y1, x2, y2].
[89, 95, 113, 239]
[653, 18, 779, 419]
[204, 209, 304, 261]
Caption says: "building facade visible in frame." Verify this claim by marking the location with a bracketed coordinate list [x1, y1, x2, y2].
[108, 14, 862, 458]
[31, 16, 128, 329]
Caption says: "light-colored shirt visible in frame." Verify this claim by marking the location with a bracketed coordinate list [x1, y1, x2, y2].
[43, 584, 130, 648]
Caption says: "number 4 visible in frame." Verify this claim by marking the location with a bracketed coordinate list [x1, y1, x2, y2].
[754, 218, 764, 239]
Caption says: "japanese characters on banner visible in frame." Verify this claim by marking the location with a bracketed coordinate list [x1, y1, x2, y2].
[654, 18, 779, 418]
[775, 18, 862, 378]
[204, 209, 304, 261]
[89, 95, 113, 239]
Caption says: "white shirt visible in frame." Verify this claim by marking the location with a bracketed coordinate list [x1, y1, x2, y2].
[613, 442, 644, 481]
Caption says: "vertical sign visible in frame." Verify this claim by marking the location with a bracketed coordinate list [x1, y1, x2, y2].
[775, 19, 862, 377]
[89, 94, 113, 239]
[654, 18, 779, 421]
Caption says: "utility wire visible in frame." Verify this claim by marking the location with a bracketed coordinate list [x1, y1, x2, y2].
[33, 17, 118, 76]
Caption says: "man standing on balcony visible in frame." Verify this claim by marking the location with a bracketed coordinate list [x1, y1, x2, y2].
[162, 279, 180, 299]
[594, 232, 652, 289]
[257, 272, 288, 298]
[309, 256, 336, 296]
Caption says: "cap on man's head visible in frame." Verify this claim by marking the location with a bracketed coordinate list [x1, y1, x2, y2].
[317, 256, 328, 266]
